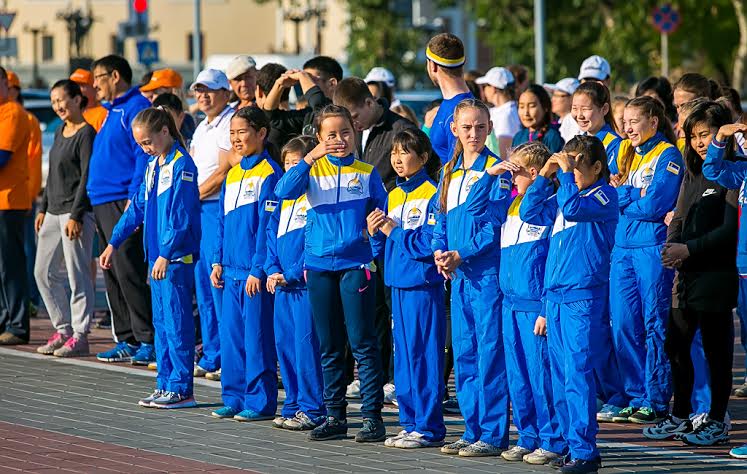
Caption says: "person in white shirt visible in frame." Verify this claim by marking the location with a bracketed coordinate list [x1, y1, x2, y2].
[475, 67, 520, 159]
[189, 69, 235, 380]
[364, 67, 400, 109]
[545, 77, 580, 142]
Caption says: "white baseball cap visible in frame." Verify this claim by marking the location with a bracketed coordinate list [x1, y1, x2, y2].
[190, 68, 230, 91]
[226, 55, 257, 80]
[475, 67, 515, 89]
[544, 77, 580, 96]
[578, 55, 611, 81]
[364, 67, 396, 88]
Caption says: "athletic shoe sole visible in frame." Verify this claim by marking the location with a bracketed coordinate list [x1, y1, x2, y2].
[211, 412, 237, 419]
[628, 417, 663, 425]
[611, 417, 630, 423]
[682, 436, 730, 447]
[643, 432, 681, 441]
[308, 433, 348, 441]
[355, 434, 387, 443]
[152, 398, 197, 409]
[138, 400, 157, 408]
[730, 450, 747, 459]
[233, 415, 275, 422]
[131, 360, 155, 366]
[97, 356, 133, 362]
[458, 451, 502, 457]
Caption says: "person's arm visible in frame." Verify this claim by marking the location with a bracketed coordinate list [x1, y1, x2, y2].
[388, 194, 440, 260]
[264, 202, 283, 277]
[159, 161, 201, 260]
[0, 104, 28, 168]
[275, 159, 312, 199]
[454, 173, 507, 261]
[304, 84, 331, 110]
[702, 139, 747, 189]
[127, 124, 150, 198]
[623, 149, 683, 222]
[251, 170, 281, 279]
[666, 179, 687, 244]
[556, 171, 619, 223]
[212, 183, 226, 265]
[70, 128, 94, 222]
[199, 148, 232, 199]
[109, 177, 146, 248]
[519, 175, 558, 226]
[684, 189, 738, 256]
[263, 73, 298, 111]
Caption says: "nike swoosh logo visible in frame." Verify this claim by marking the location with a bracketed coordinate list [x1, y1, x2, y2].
[358, 286, 368, 293]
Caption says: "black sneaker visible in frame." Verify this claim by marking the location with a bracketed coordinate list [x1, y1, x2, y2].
[628, 407, 666, 424]
[355, 418, 386, 443]
[643, 415, 693, 440]
[560, 457, 602, 474]
[308, 416, 348, 441]
[681, 417, 729, 446]
[548, 453, 570, 469]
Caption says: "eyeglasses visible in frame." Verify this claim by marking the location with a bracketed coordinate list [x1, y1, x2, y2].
[93, 71, 112, 81]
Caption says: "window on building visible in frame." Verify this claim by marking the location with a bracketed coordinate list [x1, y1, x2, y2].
[42, 35, 53, 62]
[187, 32, 204, 62]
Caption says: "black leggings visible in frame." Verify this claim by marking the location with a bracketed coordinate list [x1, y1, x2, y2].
[665, 307, 734, 422]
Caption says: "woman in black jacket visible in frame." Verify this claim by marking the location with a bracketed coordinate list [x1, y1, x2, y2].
[643, 101, 738, 446]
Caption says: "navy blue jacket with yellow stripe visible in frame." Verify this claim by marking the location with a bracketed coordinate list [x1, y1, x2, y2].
[274, 153, 387, 272]
[370, 169, 443, 288]
[520, 172, 619, 303]
[110, 143, 201, 265]
[612, 133, 684, 248]
[213, 150, 283, 280]
[264, 194, 310, 290]
[431, 148, 512, 279]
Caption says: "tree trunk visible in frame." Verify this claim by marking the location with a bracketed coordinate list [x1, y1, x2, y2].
[732, 0, 747, 92]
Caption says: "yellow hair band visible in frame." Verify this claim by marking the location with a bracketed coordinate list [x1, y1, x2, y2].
[426, 47, 465, 68]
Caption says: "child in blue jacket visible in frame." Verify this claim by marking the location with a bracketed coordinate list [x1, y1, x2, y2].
[519, 135, 619, 473]
[264, 135, 326, 431]
[209, 107, 283, 422]
[100, 107, 201, 409]
[274, 104, 388, 442]
[431, 99, 512, 457]
[368, 128, 446, 449]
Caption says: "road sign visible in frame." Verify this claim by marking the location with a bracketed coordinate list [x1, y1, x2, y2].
[0, 37, 18, 58]
[652, 4, 681, 34]
[0, 11, 16, 32]
[136, 39, 159, 67]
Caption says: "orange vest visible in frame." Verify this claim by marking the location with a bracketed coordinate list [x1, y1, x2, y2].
[26, 110, 42, 204]
[0, 99, 31, 210]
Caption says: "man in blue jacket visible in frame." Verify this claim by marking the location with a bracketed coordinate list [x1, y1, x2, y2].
[87, 55, 155, 364]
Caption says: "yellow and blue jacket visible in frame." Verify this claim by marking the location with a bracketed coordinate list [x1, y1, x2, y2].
[370, 169, 443, 288]
[596, 123, 623, 174]
[274, 153, 387, 272]
[213, 150, 282, 280]
[499, 194, 551, 313]
[264, 194, 309, 290]
[431, 148, 511, 279]
[520, 172, 618, 303]
[111, 143, 201, 265]
[613, 133, 684, 248]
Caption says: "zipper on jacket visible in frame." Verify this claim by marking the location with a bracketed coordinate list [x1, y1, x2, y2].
[334, 161, 341, 263]
[284, 198, 297, 236]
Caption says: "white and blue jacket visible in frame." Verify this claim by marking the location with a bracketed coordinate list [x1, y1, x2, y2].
[110, 143, 201, 264]
[213, 150, 283, 280]
[274, 153, 387, 272]
[520, 172, 619, 303]
[596, 123, 623, 174]
[264, 194, 309, 289]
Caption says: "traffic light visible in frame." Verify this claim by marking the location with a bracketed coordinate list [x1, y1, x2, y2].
[133, 0, 148, 14]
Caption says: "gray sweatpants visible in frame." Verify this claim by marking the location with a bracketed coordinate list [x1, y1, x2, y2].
[34, 212, 95, 337]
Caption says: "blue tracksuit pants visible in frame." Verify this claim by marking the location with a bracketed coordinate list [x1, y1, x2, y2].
[546, 297, 605, 461]
[737, 276, 747, 383]
[609, 245, 673, 412]
[195, 200, 222, 372]
[306, 268, 384, 421]
[594, 306, 626, 408]
[691, 329, 711, 414]
[450, 274, 509, 447]
[219, 275, 277, 414]
[503, 306, 564, 454]
[274, 288, 325, 419]
[151, 262, 195, 397]
[391, 285, 446, 442]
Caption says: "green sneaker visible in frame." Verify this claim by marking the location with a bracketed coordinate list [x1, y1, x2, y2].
[211, 406, 239, 418]
[612, 406, 635, 423]
[629, 407, 665, 424]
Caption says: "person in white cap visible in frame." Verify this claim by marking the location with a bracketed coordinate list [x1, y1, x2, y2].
[476, 67, 520, 159]
[226, 55, 257, 110]
[188, 68, 235, 381]
[544, 77, 581, 142]
[364, 67, 400, 108]
[578, 55, 611, 87]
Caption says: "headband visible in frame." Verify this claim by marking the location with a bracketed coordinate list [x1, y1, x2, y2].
[426, 46, 465, 68]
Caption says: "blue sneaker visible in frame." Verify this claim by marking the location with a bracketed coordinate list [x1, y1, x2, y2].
[131, 343, 156, 365]
[234, 409, 275, 422]
[96, 341, 139, 362]
[211, 406, 240, 418]
[730, 444, 747, 459]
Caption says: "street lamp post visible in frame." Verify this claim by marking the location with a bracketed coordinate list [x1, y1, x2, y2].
[24, 23, 47, 87]
[193, 0, 201, 80]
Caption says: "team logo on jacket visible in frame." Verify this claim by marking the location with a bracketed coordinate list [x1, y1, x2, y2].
[406, 207, 423, 226]
[294, 206, 308, 224]
[641, 167, 654, 186]
[526, 225, 543, 237]
[160, 169, 171, 185]
[347, 174, 363, 195]
[243, 181, 256, 199]
[465, 175, 480, 193]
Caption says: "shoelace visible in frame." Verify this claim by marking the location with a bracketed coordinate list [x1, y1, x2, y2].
[62, 337, 78, 348]
[47, 333, 65, 345]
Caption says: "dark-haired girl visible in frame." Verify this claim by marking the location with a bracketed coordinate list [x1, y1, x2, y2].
[100, 107, 201, 409]
[209, 106, 283, 422]
[513, 85, 564, 153]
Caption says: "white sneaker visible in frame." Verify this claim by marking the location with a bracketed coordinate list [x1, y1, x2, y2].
[501, 445, 531, 461]
[384, 430, 409, 447]
[523, 448, 562, 465]
[346, 380, 361, 399]
[396, 431, 444, 448]
[383, 383, 397, 405]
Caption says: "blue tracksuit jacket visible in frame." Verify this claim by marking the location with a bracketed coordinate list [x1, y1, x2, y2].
[596, 123, 623, 175]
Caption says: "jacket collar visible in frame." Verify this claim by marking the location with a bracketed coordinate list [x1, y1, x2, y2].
[105, 86, 143, 110]
[162, 142, 181, 165]
[325, 153, 356, 167]
[596, 123, 615, 138]
[455, 147, 493, 172]
[635, 132, 666, 155]
[240, 149, 269, 170]
[397, 168, 428, 192]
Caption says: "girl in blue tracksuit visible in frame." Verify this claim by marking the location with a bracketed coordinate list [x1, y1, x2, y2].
[264, 136, 326, 431]
[609, 97, 684, 424]
[520, 135, 619, 472]
[209, 106, 282, 422]
[431, 99, 512, 457]
[274, 105, 388, 443]
[571, 82, 628, 422]
[368, 128, 446, 449]
[100, 108, 201, 409]
[477, 142, 564, 465]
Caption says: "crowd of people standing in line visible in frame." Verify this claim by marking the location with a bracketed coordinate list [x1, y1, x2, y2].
[3, 30, 747, 474]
